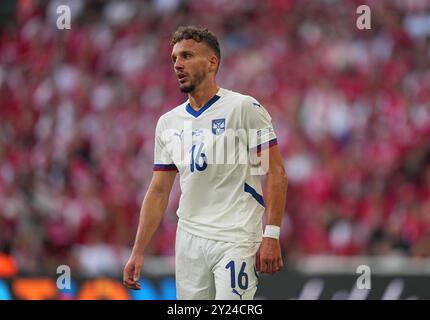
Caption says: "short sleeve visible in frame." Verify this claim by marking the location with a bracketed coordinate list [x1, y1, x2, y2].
[153, 118, 178, 171]
[242, 96, 277, 152]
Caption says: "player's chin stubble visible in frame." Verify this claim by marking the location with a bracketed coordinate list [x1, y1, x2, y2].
[180, 83, 195, 93]
[179, 72, 206, 93]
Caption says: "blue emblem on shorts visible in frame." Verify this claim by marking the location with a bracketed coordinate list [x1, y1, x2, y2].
[212, 119, 225, 135]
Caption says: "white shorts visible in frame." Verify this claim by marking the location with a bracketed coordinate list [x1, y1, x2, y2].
[175, 227, 260, 300]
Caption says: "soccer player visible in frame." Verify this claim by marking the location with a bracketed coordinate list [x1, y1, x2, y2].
[123, 26, 288, 300]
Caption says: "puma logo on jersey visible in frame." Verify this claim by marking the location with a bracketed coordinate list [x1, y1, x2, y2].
[174, 130, 183, 141]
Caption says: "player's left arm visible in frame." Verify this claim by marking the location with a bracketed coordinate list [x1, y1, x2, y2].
[242, 96, 288, 274]
[257, 144, 288, 274]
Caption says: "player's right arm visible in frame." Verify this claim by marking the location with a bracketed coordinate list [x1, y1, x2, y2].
[123, 170, 176, 290]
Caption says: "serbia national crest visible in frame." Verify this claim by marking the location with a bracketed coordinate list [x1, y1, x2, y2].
[212, 118, 225, 135]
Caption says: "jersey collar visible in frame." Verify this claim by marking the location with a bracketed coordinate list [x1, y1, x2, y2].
[185, 88, 223, 118]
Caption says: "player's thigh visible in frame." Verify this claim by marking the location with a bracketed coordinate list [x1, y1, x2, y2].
[175, 228, 215, 299]
[213, 242, 260, 300]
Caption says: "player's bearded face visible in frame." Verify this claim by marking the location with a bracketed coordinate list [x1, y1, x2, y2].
[172, 40, 210, 93]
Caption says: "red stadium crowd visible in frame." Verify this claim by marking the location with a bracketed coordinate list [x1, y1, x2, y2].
[1, 0, 430, 276]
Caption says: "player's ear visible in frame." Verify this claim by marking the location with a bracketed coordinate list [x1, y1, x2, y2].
[208, 54, 218, 73]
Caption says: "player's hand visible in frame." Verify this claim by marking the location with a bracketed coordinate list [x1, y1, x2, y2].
[123, 253, 144, 290]
[256, 238, 284, 275]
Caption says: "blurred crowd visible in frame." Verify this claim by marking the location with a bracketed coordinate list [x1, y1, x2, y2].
[1, 0, 430, 277]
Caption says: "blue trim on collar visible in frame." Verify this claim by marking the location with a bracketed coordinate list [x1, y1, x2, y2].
[186, 94, 221, 118]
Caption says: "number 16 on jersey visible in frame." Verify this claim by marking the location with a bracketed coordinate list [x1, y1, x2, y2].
[190, 143, 207, 172]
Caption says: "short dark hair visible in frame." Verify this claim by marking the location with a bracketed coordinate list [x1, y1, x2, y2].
[171, 26, 221, 67]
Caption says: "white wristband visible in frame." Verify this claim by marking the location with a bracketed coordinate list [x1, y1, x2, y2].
[263, 225, 280, 239]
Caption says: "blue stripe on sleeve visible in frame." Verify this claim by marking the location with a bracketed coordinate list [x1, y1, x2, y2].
[244, 182, 265, 207]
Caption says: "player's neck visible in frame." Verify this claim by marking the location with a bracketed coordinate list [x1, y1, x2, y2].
[188, 81, 219, 111]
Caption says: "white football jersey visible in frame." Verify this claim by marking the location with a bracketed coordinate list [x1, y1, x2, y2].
[153, 88, 277, 243]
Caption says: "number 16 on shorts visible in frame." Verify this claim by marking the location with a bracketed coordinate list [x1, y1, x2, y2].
[224, 260, 258, 300]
